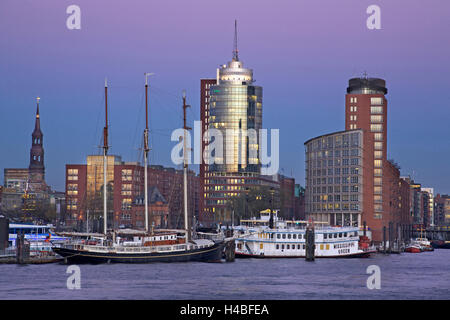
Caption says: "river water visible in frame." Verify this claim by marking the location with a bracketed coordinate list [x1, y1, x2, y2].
[0, 249, 448, 300]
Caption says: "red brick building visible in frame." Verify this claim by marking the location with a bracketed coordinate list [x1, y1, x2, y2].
[344, 77, 411, 241]
[434, 194, 450, 226]
[280, 175, 295, 219]
[130, 186, 169, 229]
[65, 156, 199, 231]
[199, 79, 218, 224]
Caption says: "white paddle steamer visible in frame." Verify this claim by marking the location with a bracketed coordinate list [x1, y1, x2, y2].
[233, 211, 374, 258]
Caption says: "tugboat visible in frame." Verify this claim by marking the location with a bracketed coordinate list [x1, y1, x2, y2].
[404, 244, 422, 253]
[411, 237, 434, 252]
[53, 77, 225, 263]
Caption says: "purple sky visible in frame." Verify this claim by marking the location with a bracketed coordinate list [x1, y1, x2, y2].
[1, 0, 450, 194]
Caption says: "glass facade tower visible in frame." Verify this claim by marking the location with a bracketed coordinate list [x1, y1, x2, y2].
[208, 58, 262, 173]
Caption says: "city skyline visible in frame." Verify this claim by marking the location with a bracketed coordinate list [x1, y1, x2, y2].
[1, 0, 450, 194]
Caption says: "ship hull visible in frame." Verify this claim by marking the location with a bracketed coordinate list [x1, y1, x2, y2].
[235, 250, 374, 259]
[53, 241, 225, 264]
[431, 241, 450, 249]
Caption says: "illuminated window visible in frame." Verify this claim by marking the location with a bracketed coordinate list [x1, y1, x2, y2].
[374, 142, 383, 150]
[121, 198, 132, 210]
[374, 160, 382, 168]
[371, 124, 382, 132]
[122, 169, 132, 181]
[374, 177, 382, 185]
[374, 133, 383, 141]
[374, 151, 382, 159]
[371, 106, 383, 114]
[371, 115, 383, 123]
[370, 97, 383, 105]
[374, 168, 382, 176]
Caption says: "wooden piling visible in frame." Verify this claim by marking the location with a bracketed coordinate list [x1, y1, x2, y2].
[224, 240, 235, 262]
[388, 222, 392, 253]
[305, 227, 315, 261]
[16, 232, 29, 264]
[363, 221, 367, 237]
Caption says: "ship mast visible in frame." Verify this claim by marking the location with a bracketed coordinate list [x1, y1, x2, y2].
[183, 92, 191, 244]
[144, 73, 153, 234]
[103, 78, 109, 235]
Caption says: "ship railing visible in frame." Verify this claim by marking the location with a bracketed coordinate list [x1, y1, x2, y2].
[0, 247, 16, 257]
[115, 246, 157, 253]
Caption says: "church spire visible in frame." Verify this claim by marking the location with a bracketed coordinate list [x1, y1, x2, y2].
[34, 97, 41, 131]
[29, 97, 45, 184]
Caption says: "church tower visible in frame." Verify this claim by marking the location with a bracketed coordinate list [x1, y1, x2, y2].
[29, 97, 45, 187]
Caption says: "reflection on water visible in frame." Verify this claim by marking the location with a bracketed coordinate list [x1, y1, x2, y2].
[0, 250, 449, 299]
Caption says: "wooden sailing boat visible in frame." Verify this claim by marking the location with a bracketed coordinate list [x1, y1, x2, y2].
[53, 78, 225, 263]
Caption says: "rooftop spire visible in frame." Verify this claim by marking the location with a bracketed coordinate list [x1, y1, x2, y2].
[232, 20, 239, 61]
[34, 97, 41, 131]
[36, 97, 40, 118]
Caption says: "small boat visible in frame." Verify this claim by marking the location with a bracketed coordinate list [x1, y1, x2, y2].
[411, 238, 434, 252]
[8, 223, 68, 247]
[404, 244, 422, 253]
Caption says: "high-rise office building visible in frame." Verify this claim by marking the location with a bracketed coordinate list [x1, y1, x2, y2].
[199, 22, 277, 224]
[305, 77, 411, 242]
[305, 129, 366, 228]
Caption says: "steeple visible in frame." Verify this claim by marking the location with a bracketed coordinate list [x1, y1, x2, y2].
[34, 97, 41, 133]
[29, 97, 45, 184]
[232, 20, 239, 61]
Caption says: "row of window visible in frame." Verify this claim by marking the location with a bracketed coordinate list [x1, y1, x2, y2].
[309, 158, 361, 168]
[311, 177, 360, 185]
[312, 194, 360, 202]
[311, 167, 360, 176]
[310, 148, 361, 160]
[311, 185, 360, 193]
[307, 133, 361, 151]
[275, 244, 306, 250]
[311, 203, 360, 211]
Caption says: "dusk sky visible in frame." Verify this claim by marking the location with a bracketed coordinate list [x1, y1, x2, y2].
[1, 0, 449, 194]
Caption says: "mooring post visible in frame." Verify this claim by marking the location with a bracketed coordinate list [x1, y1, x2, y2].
[363, 221, 367, 237]
[383, 226, 387, 254]
[388, 222, 392, 253]
[16, 231, 23, 264]
[16, 231, 29, 264]
[305, 227, 315, 261]
[225, 240, 235, 262]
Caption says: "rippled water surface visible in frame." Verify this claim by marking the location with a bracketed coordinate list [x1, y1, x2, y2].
[1, 250, 449, 299]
